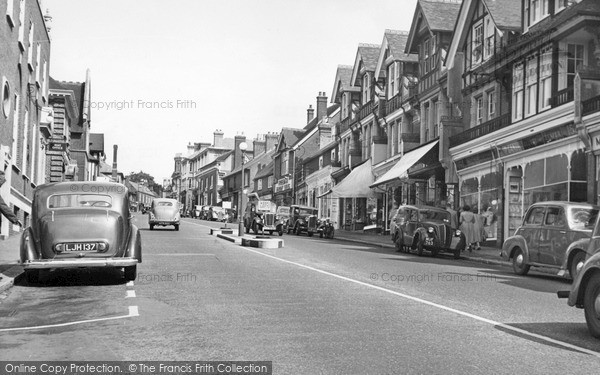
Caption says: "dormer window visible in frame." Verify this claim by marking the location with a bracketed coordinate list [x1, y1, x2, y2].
[362, 73, 371, 103]
[526, 0, 550, 29]
[388, 62, 400, 98]
[472, 22, 483, 66]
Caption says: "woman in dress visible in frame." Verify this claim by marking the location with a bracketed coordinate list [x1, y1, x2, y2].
[459, 205, 478, 252]
[472, 205, 485, 250]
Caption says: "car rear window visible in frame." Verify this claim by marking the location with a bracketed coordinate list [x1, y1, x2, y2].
[157, 202, 173, 206]
[48, 194, 112, 208]
[568, 207, 598, 230]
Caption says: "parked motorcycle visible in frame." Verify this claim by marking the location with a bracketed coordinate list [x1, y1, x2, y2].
[317, 218, 335, 239]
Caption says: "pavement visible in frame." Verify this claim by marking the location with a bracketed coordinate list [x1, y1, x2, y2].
[0, 225, 510, 293]
[0, 234, 23, 293]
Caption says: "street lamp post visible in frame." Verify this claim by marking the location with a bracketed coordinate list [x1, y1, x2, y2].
[238, 142, 248, 236]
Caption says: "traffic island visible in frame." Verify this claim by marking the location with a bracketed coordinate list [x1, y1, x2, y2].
[212, 231, 284, 248]
[211, 228, 234, 235]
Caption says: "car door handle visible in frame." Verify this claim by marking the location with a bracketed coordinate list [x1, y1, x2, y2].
[559, 231, 566, 234]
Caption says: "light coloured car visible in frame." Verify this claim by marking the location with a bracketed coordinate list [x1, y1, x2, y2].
[148, 198, 181, 231]
[20, 181, 142, 283]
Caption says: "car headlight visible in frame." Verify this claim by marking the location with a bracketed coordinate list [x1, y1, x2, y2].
[455, 229, 462, 236]
[428, 227, 434, 233]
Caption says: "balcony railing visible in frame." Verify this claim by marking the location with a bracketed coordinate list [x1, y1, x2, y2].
[449, 113, 511, 148]
[550, 87, 574, 108]
[582, 95, 600, 116]
[358, 100, 374, 121]
[386, 93, 403, 115]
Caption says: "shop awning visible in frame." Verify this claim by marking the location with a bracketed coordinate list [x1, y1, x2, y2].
[326, 159, 376, 199]
[370, 140, 438, 188]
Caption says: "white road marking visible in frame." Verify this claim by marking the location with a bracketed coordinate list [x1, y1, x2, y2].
[149, 253, 216, 256]
[0, 306, 139, 332]
[241, 246, 600, 358]
[126, 290, 136, 298]
[126, 281, 134, 287]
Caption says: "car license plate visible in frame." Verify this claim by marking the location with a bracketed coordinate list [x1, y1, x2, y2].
[63, 242, 98, 252]
[425, 238, 434, 246]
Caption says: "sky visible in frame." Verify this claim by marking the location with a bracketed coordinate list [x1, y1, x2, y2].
[43, 0, 418, 183]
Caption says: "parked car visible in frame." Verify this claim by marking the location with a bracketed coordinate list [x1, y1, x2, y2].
[502, 201, 599, 278]
[276, 206, 291, 233]
[148, 198, 181, 231]
[558, 207, 600, 338]
[20, 181, 142, 283]
[256, 201, 285, 236]
[391, 204, 465, 259]
[317, 218, 335, 239]
[208, 206, 228, 222]
[288, 205, 319, 236]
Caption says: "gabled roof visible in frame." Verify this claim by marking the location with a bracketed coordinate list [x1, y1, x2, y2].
[331, 65, 358, 103]
[351, 44, 382, 86]
[375, 30, 418, 79]
[125, 180, 157, 197]
[49, 77, 86, 124]
[406, 0, 463, 54]
[254, 161, 274, 180]
[446, 0, 521, 69]
[276, 127, 306, 153]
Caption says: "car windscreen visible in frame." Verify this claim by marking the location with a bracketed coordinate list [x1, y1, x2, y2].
[421, 210, 450, 221]
[569, 207, 599, 230]
[48, 194, 113, 208]
[298, 208, 317, 216]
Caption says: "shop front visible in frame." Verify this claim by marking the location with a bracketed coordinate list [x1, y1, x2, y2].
[273, 176, 293, 206]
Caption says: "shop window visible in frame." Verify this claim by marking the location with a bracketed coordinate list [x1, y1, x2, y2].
[524, 160, 544, 189]
[571, 150, 587, 181]
[545, 154, 568, 184]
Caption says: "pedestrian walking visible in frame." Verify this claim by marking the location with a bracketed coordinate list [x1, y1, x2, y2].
[0, 171, 23, 229]
[473, 205, 485, 247]
[459, 204, 478, 252]
[388, 202, 399, 226]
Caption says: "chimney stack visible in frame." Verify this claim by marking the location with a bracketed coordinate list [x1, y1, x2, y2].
[253, 134, 266, 156]
[111, 145, 118, 182]
[265, 132, 278, 151]
[307, 105, 314, 125]
[213, 129, 224, 147]
[316, 91, 328, 122]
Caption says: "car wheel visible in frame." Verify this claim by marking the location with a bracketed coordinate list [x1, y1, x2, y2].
[416, 240, 424, 256]
[124, 265, 137, 281]
[295, 226, 300, 236]
[329, 228, 334, 239]
[454, 247, 461, 260]
[149, 224, 154, 230]
[308, 231, 313, 237]
[25, 269, 39, 284]
[512, 248, 530, 276]
[174, 224, 179, 231]
[320, 232, 323, 238]
[395, 238, 403, 252]
[278, 229, 283, 236]
[245, 225, 250, 234]
[252, 223, 259, 234]
[431, 247, 439, 257]
[570, 251, 586, 280]
[583, 273, 600, 338]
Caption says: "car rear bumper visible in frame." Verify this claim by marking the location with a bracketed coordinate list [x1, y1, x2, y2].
[149, 220, 179, 225]
[22, 258, 139, 269]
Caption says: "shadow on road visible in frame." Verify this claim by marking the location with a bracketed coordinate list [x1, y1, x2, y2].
[15, 268, 129, 287]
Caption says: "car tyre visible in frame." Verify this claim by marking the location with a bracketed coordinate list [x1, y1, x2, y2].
[583, 273, 600, 338]
[149, 224, 154, 230]
[308, 231, 313, 237]
[454, 247, 462, 260]
[278, 229, 283, 236]
[395, 238, 403, 253]
[124, 265, 137, 281]
[174, 224, 179, 231]
[431, 247, 439, 257]
[570, 251, 586, 280]
[295, 226, 301, 236]
[328, 228, 334, 239]
[512, 248, 530, 276]
[25, 269, 39, 284]
[320, 232, 323, 238]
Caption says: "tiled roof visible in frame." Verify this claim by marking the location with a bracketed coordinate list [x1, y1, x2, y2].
[89, 133, 104, 153]
[385, 30, 418, 62]
[304, 103, 340, 131]
[420, 0, 463, 32]
[280, 127, 305, 149]
[485, 0, 521, 30]
[303, 139, 338, 161]
[335, 65, 354, 91]
[358, 44, 381, 71]
[125, 180, 157, 197]
[49, 77, 85, 123]
[254, 161, 274, 180]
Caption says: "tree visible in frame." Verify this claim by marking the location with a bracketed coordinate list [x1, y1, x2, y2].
[128, 171, 162, 196]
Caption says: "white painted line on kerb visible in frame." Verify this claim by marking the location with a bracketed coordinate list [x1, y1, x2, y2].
[0, 306, 139, 333]
[242, 246, 600, 358]
[126, 290, 136, 298]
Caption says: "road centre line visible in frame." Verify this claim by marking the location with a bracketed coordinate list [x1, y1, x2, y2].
[241, 246, 600, 358]
[0, 306, 139, 333]
[126, 290, 136, 298]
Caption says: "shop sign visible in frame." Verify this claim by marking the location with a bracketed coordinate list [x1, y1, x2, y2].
[275, 177, 292, 193]
[49, 142, 68, 152]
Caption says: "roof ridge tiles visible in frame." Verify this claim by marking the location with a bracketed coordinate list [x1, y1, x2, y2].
[385, 29, 409, 35]
[358, 43, 381, 48]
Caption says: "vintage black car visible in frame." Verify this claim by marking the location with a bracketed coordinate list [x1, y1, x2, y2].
[391, 205, 465, 259]
[558, 208, 600, 338]
[20, 182, 142, 283]
[288, 205, 319, 237]
[502, 201, 599, 279]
